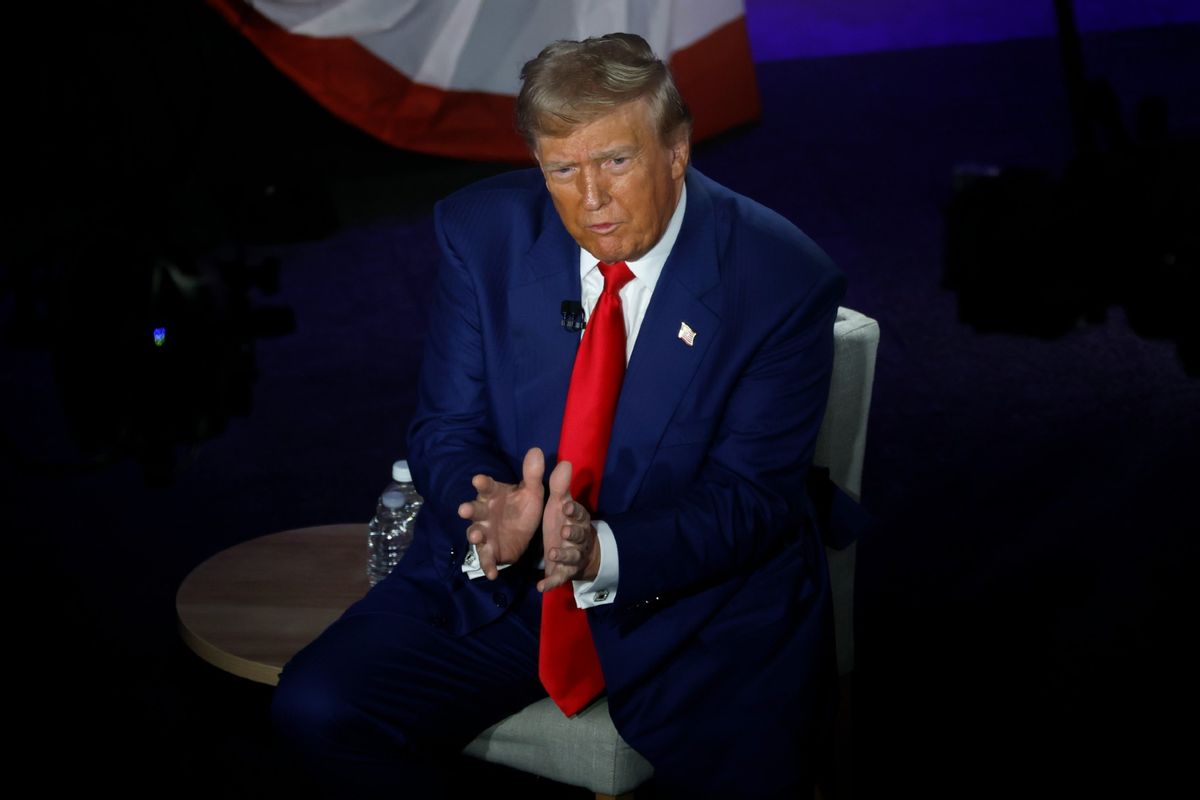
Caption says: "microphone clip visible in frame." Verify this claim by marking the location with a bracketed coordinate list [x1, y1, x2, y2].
[561, 300, 586, 332]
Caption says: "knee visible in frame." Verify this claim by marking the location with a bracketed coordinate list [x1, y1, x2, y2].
[271, 653, 396, 759]
[272, 660, 346, 754]
[272, 658, 424, 796]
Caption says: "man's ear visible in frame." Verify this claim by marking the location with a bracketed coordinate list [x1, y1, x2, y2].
[669, 135, 690, 180]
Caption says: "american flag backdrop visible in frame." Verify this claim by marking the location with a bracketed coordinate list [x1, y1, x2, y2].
[208, 0, 761, 161]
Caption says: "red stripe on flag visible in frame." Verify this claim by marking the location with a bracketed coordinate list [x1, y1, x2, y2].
[671, 16, 762, 143]
[207, 0, 528, 161]
[207, 0, 760, 162]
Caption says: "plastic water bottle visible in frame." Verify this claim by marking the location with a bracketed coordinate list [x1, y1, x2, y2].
[367, 460, 423, 586]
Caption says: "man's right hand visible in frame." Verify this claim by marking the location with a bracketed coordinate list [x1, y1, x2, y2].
[457, 447, 546, 579]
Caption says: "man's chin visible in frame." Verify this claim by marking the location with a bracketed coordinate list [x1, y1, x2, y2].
[584, 240, 636, 265]
[572, 228, 631, 264]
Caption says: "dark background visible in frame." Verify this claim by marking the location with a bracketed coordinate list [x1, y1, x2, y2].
[3, 2, 1198, 796]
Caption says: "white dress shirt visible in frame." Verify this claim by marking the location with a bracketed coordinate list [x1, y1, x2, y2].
[464, 185, 689, 609]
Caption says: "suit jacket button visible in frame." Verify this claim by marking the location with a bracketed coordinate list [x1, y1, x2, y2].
[492, 591, 508, 608]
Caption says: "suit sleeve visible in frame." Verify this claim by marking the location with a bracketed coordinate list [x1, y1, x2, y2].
[406, 200, 521, 596]
[603, 253, 845, 609]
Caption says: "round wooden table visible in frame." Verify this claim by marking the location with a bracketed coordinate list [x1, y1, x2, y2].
[176, 524, 368, 685]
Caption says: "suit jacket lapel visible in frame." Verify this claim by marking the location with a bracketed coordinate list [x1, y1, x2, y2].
[509, 201, 580, 453]
[600, 171, 723, 513]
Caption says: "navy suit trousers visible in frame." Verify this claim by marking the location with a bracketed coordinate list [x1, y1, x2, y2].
[270, 566, 546, 797]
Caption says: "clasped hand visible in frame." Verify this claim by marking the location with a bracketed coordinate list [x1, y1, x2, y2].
[457, 447, 600, 592]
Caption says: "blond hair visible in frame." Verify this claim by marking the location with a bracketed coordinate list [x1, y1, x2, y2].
[516, 32, 692, 151]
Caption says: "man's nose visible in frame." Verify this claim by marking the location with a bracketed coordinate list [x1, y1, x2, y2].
[579, 168, 609, 210]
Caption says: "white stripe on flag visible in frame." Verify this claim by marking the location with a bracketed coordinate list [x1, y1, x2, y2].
[250, 0, 744, 94]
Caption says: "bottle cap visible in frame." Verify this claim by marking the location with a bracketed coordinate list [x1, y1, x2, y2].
[392, 459, 412, 483]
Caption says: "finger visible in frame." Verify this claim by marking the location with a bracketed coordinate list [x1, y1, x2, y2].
[522, 447, 546, 488]
[563, 500, 589, 522]
[473, 541, 499, 579]
[538, 567, 571, 593]
[560, 522, 585, 545]
[548, 545, 581, 566]
[460, 492, 493, 520]
[466, 523, 488, 545]
[548, 459, 572, 499]
[471, 473, 495, 496]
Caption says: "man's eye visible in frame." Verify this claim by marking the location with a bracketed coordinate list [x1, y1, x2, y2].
[610, 157, 628, 166]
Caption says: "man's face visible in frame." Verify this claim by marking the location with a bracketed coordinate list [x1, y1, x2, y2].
[535, 100, 689, 264]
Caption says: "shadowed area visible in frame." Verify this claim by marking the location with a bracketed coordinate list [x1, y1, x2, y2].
[3, 6, 1197, 797]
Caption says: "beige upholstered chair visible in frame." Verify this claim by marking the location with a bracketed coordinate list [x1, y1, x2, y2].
[814, 306, 879, 678]
[463, 306, 880, 799]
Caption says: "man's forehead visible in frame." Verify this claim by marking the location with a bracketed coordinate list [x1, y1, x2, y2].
[534, 101, 655, 160]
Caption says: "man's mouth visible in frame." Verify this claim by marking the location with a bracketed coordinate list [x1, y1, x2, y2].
[587, 222, 618, 234]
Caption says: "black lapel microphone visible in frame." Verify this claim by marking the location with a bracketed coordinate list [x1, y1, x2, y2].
[561, 300, 586, 332]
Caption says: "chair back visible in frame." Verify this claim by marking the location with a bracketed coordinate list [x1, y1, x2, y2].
[814, 306, 879, 502]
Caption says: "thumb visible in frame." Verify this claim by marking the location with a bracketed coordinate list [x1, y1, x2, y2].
[522, 446, 545, 487]
[548, 459, 573, 499]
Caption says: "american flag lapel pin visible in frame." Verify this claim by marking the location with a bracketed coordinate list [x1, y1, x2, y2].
[677, 321, 697, 346]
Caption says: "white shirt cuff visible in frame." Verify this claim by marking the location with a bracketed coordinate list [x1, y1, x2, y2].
[461, 544, 512, 578]
[572, 519, 618, 608]
[462, 522, 618, 608]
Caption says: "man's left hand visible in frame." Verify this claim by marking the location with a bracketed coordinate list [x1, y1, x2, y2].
[538, 460, 601, 592]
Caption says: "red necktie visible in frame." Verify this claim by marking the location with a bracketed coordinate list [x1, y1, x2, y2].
[539, 260, 634, 716]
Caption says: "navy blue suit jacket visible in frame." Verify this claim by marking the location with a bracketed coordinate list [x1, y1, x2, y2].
[404, 165, 845, 772]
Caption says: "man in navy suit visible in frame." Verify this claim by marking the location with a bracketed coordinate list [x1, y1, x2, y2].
[272, 33, 844, 798]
